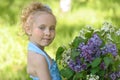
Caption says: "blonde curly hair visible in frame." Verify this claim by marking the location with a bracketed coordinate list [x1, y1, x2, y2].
[21, 2, 55, 35]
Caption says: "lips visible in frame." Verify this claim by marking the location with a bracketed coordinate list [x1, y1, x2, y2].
[42, 38, 51, 42]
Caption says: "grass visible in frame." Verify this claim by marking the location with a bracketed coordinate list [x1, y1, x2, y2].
[0, 25, 30, 80]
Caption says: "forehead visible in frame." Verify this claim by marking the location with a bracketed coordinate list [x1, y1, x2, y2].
[31, 11, 56, 25]
[34, 11, 55, 20]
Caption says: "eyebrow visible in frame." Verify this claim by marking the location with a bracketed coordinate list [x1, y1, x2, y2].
[50, 25, 56, 27]
[38, 24, 56, 27]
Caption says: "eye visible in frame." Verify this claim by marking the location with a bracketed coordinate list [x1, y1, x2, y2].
[39, 25, 45, 30]
[50, 26, 55, 31]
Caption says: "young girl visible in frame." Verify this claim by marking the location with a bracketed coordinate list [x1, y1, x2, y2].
[21, 2, 61, 80]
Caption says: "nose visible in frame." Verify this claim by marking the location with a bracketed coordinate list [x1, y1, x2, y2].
[44, 29, 50, 36]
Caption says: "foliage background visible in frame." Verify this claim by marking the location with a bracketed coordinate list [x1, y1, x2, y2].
[0, 0, 120, 80]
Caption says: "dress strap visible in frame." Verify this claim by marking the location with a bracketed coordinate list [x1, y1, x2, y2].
[28, 42, 51, 69]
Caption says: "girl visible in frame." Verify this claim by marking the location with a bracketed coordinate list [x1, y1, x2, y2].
[21, 2, 61, 80]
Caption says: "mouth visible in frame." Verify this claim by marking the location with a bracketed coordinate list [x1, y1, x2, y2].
[42, 38, 51, 42]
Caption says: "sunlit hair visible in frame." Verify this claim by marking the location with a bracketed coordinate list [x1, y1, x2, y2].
[21, 2, 56, 35]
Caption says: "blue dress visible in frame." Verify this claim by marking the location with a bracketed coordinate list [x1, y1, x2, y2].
[28, 42, 61, 80]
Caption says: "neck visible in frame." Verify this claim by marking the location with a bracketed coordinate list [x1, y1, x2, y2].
[30, 41, 44, 50]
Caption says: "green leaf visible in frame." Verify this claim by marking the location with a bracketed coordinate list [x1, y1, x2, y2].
[100, 40, 105, 48]
[71, 36, 85, 48]
[90, 67, 100, 74]
[73, 71, 86, 80]
[60, 67, 74, 79]
[98, 70, 105, 77]
[91, 58, 102, 68]
[85, 32, 92, 39]
[71, 49, 80, 60]
[56, 46, 65, 61]
[103, 57, 113, 67]
[111, 33, 120, 43]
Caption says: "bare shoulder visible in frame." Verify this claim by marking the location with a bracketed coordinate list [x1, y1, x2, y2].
[27, 51, 48, 68]
[28, 51, 46, 62]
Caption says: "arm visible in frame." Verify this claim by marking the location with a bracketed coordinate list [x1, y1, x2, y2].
[28, 52, 52, 80]
[35, 54, 52, 80]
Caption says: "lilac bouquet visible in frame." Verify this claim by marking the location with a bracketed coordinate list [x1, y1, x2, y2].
[56, 22, 120, 80]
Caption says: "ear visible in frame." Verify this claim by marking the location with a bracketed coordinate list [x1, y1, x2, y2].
[25, 26, 32, 36]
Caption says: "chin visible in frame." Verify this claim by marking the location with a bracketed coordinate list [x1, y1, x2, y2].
[43, 43, 51, 46]
[41, 41, 53, 46]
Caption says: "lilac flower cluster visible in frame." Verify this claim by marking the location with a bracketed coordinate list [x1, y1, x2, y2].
[68, 57, 87, 72]
[67, 33, 118, 73]
[57, 22, 120, 80]
[102, 43, 118, 56]
[79, 33, 102, 62]
[110, 71, 120, 80]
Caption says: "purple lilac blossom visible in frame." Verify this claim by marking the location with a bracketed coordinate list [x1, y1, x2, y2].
[81, 64, 87, 70]
[110, 71, 120, 80]
[80, 45, 93, 62]
[78, 42, 85, 49]
[100, 62, 106, 70]
[95, 49, 101, 57]
[68, 59, 75, 70]
[101, 47, 108, 55]
[87, 33, 102, 47]
[110, 73, 116, 80]
[101, 43, 118, 57]
[105, 43, 118, 56]
[68, 58, 87, 72]
[74, 65, 81, 72]
[76, 57, 81, 65]
[116, 71, 120, 78]
[78, 33, 103, 62]
[73, 64, 87, 72]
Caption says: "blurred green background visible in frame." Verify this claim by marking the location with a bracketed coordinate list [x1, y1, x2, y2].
[0, 0, 120, 80]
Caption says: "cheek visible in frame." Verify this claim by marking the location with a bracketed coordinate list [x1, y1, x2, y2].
[52, 32, 56, 38]
[32, 29, 43, 36]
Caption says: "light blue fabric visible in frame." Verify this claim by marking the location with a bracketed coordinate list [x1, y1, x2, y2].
[28, 42, 61, 80]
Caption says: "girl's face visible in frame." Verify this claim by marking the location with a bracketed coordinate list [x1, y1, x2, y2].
[28, 12, 56, 49]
